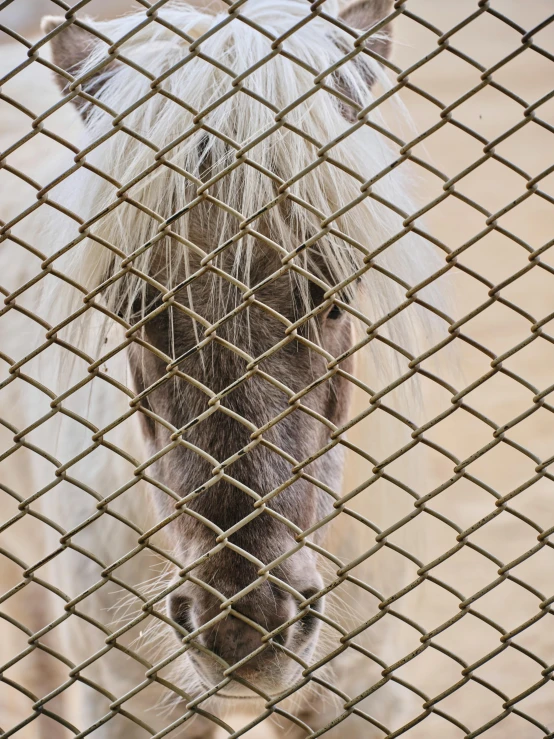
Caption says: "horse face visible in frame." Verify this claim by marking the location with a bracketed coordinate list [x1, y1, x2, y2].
[43, 0, 393, 696]
[127, 250, 355, 691]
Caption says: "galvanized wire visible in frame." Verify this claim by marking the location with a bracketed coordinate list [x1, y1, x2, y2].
[0, 0, 554, 737]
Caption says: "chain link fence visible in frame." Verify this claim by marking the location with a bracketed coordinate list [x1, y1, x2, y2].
[1, 0, 553, 737]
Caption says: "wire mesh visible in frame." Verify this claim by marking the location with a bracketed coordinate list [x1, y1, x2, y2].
[1, 0, 554, 737]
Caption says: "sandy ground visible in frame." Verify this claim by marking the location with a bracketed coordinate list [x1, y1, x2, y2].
[1, 1, 554, 737]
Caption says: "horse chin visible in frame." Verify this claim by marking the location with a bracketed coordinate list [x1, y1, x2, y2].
[189, 655, 305, 700]
[209, 683, 268, 701]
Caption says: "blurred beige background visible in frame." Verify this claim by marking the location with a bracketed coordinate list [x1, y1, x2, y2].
[345, 2, 554, 737]
[1, 0, 554, 737]
[0, 0, 134, 32]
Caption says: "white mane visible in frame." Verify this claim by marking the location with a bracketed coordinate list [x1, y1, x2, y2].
[41, 0, 444, 372]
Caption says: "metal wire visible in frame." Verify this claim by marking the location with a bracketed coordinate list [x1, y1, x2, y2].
[0, 0, 553, 737]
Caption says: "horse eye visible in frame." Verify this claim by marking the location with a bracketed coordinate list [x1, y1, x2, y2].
[327, 304, 342, 320]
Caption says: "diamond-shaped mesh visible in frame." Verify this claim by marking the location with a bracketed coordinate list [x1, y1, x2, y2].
[1, 1, 553, 737]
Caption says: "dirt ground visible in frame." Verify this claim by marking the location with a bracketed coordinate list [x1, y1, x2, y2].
[1, 1, 554, 737]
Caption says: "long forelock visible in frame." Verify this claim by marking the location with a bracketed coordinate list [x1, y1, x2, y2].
[44, 0, 444, 378]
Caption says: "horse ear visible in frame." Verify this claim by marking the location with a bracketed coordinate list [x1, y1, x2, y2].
[41, 16, 110, 117]
[338, 0, 394, 60]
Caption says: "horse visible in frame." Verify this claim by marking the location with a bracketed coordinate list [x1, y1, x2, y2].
[0, 0, 445, 736]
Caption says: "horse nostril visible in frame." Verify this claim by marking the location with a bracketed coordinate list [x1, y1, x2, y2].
[300, 588, 323, 610]
[299, 588, 323, 634]
[168, 594, 194, 638]
[271, 629, 287, 647]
